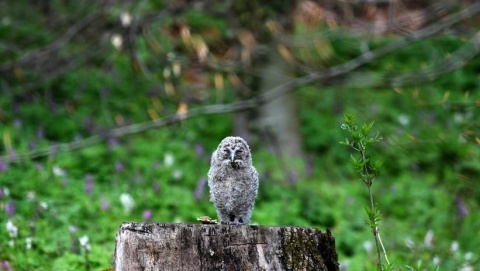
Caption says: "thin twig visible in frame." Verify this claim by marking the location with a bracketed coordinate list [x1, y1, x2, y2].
[0, 13, 98, 72]
[260, 1, 480, 102]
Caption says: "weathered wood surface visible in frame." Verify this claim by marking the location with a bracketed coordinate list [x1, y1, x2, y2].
[114, 222, 338, 271]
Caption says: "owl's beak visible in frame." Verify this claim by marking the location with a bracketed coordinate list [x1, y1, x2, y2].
[230, 152, 235, 163]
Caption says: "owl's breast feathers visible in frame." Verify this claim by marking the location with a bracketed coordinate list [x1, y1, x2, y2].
[209, 166, 258, 212]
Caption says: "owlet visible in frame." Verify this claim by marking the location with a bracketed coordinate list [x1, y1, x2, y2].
[207, 136, 259, 224]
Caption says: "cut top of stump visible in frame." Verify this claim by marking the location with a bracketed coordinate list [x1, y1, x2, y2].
[114, 222, 339, 271]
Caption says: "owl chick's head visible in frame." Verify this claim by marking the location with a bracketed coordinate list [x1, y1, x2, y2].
[216, 136, 252, 169]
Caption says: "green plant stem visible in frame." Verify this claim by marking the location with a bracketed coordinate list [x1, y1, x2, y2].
[367, 185, 384, 270]
[85, 250, 90, 271]
[362, 150, 384, 271]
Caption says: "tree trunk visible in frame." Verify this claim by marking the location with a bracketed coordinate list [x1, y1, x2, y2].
[113, 222, 339, 271]
[256, 50, 305, 161]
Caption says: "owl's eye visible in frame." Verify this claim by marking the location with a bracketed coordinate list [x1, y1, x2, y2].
[222, 149, 230, 158]
[234, 150, 243, 158]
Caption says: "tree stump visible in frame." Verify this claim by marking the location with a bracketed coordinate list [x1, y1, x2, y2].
[113, 222, 339, 271]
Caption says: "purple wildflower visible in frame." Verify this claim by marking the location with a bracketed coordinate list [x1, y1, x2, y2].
[194, 178, 207, 201]
[14, 119, 22, 129]
[195, 143, 204, 159]
[48, 101, 58, 114]
[0, 188, 6, 197]
[134, 172, 143, 184]
[6, 202, 15, 216]
[7, 149, 17, 161]
[100, 197, 110, 211]
[36, 126, 45, 139]
[85, 174, 93, 195]
[143, 209, 152, 221]
[0, 160, 8, 172]
[152, 182, 161, 194]
[455, 196, 469, 222]
[49, 144, 58, 158]
[12, 100, 19, 113]
[108, 137, 118, 149]
[115, 161, 124, 173]
[69, 225, 78, 234]
[0, 260, 13, 271]
[28, 140, 37, 151]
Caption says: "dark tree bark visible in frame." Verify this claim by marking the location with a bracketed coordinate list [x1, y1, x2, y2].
[113, 222, 339, 271]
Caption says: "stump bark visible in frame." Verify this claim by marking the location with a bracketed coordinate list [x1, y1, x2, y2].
[114, 222, 338, 271]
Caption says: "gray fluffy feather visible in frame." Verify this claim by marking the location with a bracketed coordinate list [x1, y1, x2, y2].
[207, 136, 259, 224]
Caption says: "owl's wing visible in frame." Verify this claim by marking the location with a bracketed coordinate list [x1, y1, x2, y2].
[210, 150, 218, 166]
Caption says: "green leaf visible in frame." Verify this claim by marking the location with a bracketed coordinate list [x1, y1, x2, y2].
[384, 263, 396, 271]
[339, 138, 350, 146]
[362, 121, 375, 136]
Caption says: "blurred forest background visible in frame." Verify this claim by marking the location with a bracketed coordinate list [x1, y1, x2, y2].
[1, 0, 480, 270]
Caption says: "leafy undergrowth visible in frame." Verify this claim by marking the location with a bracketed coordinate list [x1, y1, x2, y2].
[1, 124, 479, 270]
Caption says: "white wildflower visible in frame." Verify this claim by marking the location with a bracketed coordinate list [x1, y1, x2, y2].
[464, 252, 473, 261]
[120, 193, 135, 214]
[404, 237, 414, 249]
[362, 240, 372, 256]
[6, 220, 18, 239]
[39, 201, 48, 210]
[450, 240, 459, 253]
[8, 240, 14, 247]
[398, 114, 410, 126]
[424, 229, 434, 249]
[172, 62, 181, 77]
[163, 67, 171, 79]
[26, 236, 33, 250]
[2, 187, 9, 196]
[79, 235, 91, 251]
[120, 11, 132, 27]
[454, 112, 465, 124]
[164, 153, 174, 167]
[459, 264, 473, 271]
[52, 166, 66, 177]
[111, 34, 123, 49]
[167, 52, 176, 61]
[339, 260, 349, 271]
[27, 191, 36, 201]
[172, 170, 183, 180]
[432, 255, 440, 266]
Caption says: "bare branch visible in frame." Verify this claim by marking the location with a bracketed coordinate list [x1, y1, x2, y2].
[391, 32, 480, 87]
[0, 3, 188, 74]
[260, 2, 480, 102]
[0, 13, 98, 72]
[2, 2, 480, 163]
